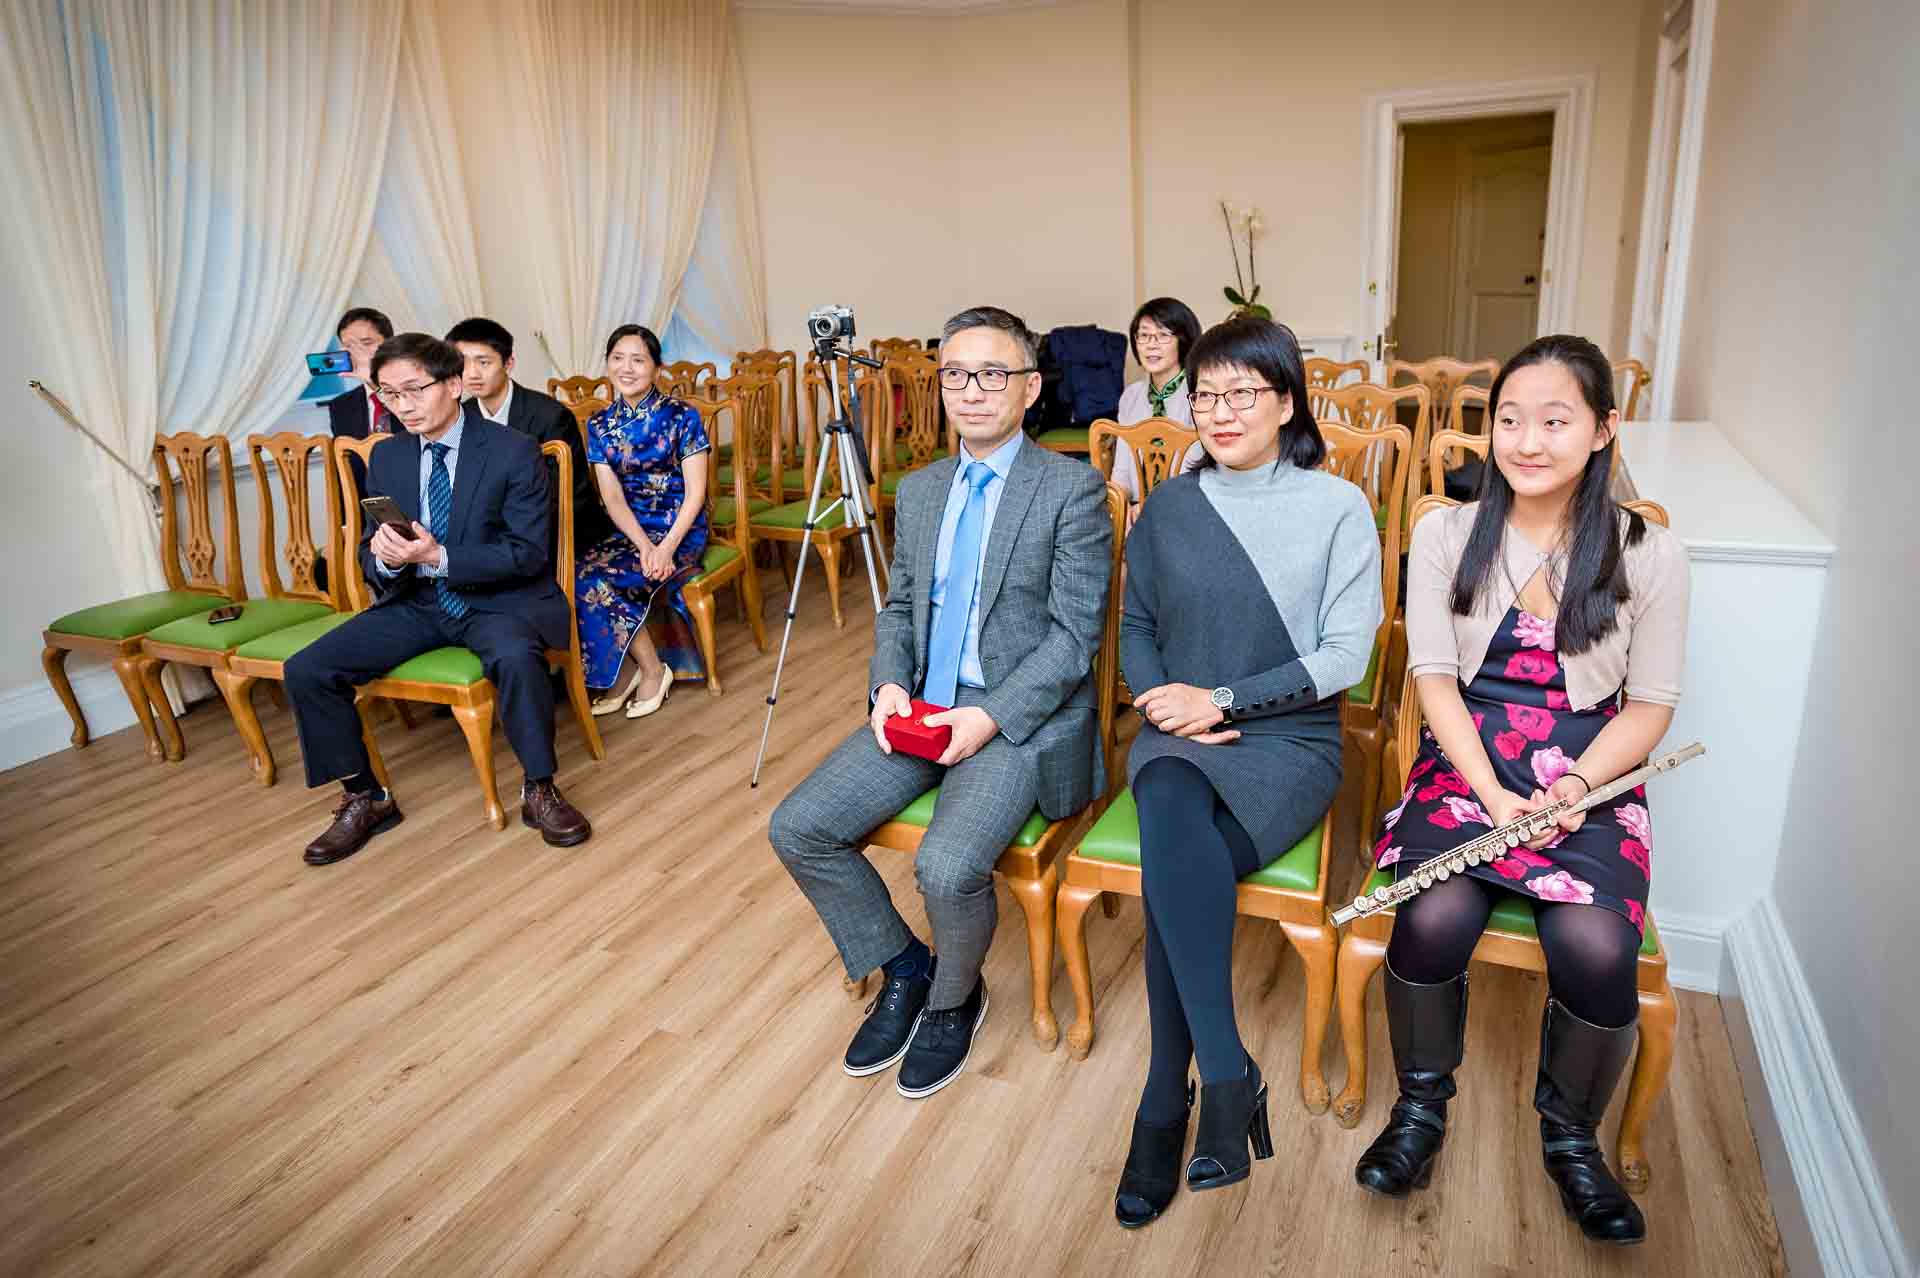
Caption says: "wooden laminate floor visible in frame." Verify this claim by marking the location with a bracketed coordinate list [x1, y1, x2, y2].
[1, 573, 1786, 1277]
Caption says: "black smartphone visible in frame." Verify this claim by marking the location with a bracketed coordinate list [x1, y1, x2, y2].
[207, 604, 244, 625]
[306, 349, 354, 376]
[360, 495, 419, 540]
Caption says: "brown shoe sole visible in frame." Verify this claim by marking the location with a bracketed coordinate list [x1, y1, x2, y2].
[522, 806, 592, 848]
[304, 807, 404, 867]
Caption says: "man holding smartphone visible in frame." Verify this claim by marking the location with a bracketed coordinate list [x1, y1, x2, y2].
[284, 332, 594, 865]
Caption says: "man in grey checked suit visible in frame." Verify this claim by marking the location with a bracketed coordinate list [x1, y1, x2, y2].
[770, 306, 1111, 1099]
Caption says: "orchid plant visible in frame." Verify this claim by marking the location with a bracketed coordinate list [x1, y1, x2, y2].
[1219, 200, 1271, 319]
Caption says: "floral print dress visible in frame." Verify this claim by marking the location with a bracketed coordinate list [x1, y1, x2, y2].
[1374, 603, 1653, 935]
[575, 391, 710, 690]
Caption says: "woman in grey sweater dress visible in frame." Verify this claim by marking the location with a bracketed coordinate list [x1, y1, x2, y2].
[1112, 318, 1382, 1228]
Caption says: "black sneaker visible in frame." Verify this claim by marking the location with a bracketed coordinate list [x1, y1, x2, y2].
[843, 961, 932, 1077]
[896, 979, 988, 1099]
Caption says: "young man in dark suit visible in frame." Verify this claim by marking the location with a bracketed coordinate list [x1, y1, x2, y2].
[284, 333, 593, 865]
[324, 306, 396, 441]
[445, 317, 611, 555]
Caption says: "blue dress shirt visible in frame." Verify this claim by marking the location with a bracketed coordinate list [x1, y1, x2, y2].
[374, 418, 461, 579]
[929, 430, 1024, 689]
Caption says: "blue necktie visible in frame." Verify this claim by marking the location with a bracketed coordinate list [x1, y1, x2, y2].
[924, 461, 994, 708]
[426, 442, 469, 620]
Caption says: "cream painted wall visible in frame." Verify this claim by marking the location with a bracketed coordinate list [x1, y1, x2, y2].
[737, 0, 1137, 348]
[1673, 0, 1919, 1260]
[1394, 113, 1555, 362]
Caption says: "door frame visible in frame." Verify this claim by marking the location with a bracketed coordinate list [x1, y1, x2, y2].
[1628, 0, 1719, 419]
[1359, 74, 1596, 376]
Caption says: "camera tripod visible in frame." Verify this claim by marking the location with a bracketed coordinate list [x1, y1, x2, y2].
[748, 337, 890, 787]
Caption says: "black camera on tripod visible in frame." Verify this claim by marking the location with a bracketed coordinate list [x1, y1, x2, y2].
[807, 304, 856, 347]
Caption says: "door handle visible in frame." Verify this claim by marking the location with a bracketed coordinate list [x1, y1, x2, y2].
[1524, 274, 1538, 285]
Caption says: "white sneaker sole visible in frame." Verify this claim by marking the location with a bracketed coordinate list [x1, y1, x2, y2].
[843, 1009, 923, 1078]
[895, 989, 989, 1099]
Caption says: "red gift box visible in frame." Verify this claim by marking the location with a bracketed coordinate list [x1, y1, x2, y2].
[884, 699, 953, 761]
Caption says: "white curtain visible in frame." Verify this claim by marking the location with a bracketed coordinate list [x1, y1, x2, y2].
[354, 0, 485, 333]
[671, 35, 770, 365]
[0, 0, 401, 598]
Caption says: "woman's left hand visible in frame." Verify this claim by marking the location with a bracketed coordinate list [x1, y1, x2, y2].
[640, 538, 676, 581]
[1134, 683, 1229, 739]
[1526, 775, 1590, 847]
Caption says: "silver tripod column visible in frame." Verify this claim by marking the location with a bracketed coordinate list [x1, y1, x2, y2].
[749, 345, 891, 787]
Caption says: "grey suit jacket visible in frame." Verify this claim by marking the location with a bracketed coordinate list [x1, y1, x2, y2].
[870, 440, 1112, 819]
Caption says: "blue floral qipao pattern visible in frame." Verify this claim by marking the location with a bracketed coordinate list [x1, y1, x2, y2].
[576, 390, 710, 689]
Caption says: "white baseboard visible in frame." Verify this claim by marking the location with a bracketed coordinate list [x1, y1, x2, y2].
[1652, 907, 1723, 994]
[1722, 896, 1914, 1278]
[0, 664, 139, 773]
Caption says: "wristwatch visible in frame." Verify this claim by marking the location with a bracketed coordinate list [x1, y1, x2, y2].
[1210, 685, 1235, 721]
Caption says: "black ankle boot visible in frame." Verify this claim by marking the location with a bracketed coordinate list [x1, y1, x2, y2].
[1355, 966, 1467, 1197]
[1535, 999, 1647, 1245]
[1114, 1082, 1193, 1229]
[1186, 1057, 1271, 1191]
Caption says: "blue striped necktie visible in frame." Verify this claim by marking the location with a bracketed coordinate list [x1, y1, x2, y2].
[426, 442, 469, 619]
[923, 461, 994, 708]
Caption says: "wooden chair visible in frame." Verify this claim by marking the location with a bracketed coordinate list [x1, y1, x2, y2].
[1321, 420, 1412, 862]
[680, 394, 768, 694]
[1315, 382, 1432, 517]
[1330, 493, 1680, 1196]
[1306, 356, 1371, 417]
[869, 336, 926, 362]
[135, 433, 348, 770]
[332, 435, 605, 828]
[1613, 358, 1652, 421]
[1087, 416, 1198, 490]
[656, 360, 717, 401]
[41, 432, 247, 761]
[1449, 383, 1491, 438]
[749, 365, 882, 630]
[712, 371, 805, 503]
[733, 348, 799, 456]
[547, 376, 614, 442]
[1057, 758, 1341, 1114]
[857, 485, 1127, 1051]
[1388, 357, 1497, 438]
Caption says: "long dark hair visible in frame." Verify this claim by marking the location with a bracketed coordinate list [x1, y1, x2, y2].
[1450, 334, 1645, 655]
[1128, 296, 1201, 367]
[1183, 316, 1326, 471]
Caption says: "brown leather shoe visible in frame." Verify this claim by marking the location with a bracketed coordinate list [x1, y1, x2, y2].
[304, 789, 403, 866]
[522, 778, 592, 847]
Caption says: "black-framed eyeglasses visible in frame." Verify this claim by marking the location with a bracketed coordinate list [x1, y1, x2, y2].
[1191, 386, 1280, 413]
[938, 366, 1036, 393]
[373, 381, 443, 407]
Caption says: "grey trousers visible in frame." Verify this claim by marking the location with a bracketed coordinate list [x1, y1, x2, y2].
[768, 688, 1043, 1010]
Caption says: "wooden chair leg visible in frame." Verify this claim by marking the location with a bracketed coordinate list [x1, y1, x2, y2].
[41, 645, 88, 748]
[1056, 881, 1102, 1061]
[135, 656, 185, 763]
[1332, 930, 1389, 1127]
[816, 539, 845, 630]
[110, 654, 164, 761]
[686, 586, 723, 697]
[1618, 977, 1678, 1193]
[1101, 895, 1120, 920]
[561, 656, 605, 759]
[211, 668, 275, 786]
[450, 692, 506, 829]
[354, 696, 393, 791]
[1005, 862, 1060, 1051]
[741, 555, 768, 651]
[264, 682, 287, 711]
[1279, 918, 1336, 1115]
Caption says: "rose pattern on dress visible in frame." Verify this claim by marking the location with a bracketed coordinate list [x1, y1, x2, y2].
[1505, 649, 1558, 685]
[1443, 795, 1492, 827]
[1416, 770, 1470, 802]
[1545, 690, 1570, 710]
[1615, 803, 1653, 846]
[1382, 791, 1409, 831]
[1494, 730, 1528, 760]
[1618, 837, 1650, 876]
[1531, 746, 1574, 789]
[1529, 870, 1596, 904]
[1514, 611, 1557, 650]
[1508, 703, 1556, 741]
[1627, 900, 1645, 932]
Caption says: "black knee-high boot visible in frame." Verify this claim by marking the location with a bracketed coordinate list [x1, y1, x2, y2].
[1355, 966, 1467, 1197]
[1535, 999, 1647, 1245]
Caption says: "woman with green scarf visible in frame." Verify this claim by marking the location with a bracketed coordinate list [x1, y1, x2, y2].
[1111, 297, 1203, 511]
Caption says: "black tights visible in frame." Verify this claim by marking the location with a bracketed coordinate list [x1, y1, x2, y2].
[1134, 757, 1265, 1125]
[1386, 873, 1642, 1028]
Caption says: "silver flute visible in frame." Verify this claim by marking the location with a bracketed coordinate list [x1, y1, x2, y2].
[1330, 742, 1706, 927]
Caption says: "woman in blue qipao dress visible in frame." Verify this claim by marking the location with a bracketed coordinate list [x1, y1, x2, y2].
[576, 324, 709, 719]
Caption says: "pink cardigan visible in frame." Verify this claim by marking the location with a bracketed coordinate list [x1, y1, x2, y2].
[1405, 502, 1690, 713]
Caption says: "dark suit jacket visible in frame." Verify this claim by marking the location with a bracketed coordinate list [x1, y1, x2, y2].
[871, 439, 1112, 819]
[326, 385, 380, 440]
[463, 381, 611, 553]
[358, 419, 572, 651]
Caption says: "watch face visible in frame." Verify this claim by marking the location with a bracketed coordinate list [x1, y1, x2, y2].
[1210, 686, 1233, 708]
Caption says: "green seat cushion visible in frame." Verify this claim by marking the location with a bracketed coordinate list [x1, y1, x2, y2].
[881, 470, 907, 496]
[890, 787, 1049, 848]
[892, 445, 950, 467]
[1037, 427, 1090, 451]
[231, 611, 356, 664]
[50, 589, 232, 641]
[711, 494, 774, 527]
[1346, 635, 1383, 705]
[753, 499, 847, 532]
[1358, 868, 1659, 955]
[1080, 787, 1323, 891]
[717, 464, 809, 490]
[1375, 504, 1389, 532]
[143, 598, 336, 654]
[689, 542, 742, 584]
[383, 645, 485, 686]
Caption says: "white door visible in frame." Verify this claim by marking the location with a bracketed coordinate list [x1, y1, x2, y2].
[1451, 144, 1551, 362]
